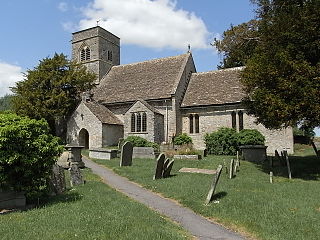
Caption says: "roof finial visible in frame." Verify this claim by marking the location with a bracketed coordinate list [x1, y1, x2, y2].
[187, 44, 191, 53]
[96, 20, 100, 27]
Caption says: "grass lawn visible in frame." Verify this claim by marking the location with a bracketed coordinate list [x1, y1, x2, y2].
[0, 168, 191, 240]
[87, 146, 320, 240]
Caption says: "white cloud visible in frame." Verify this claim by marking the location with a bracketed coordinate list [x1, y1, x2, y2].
[0, 62, 24, 97]
[58, 2, 68, 12]
[78, 0, 211, 50]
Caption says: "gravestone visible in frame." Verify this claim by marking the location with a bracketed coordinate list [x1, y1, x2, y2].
[311, 141, 320, 157]
[163, 158, 170, 173]
[163, 159, 174, 178]
[205, 164, 223, 204]
[283, 150, 292, 179]
[69, 164, 84, 187]
[229, 159, 235, 179]
[153, 153, 165, 180]
[120, 141, 133, 166]
[51, 164, 66, 194]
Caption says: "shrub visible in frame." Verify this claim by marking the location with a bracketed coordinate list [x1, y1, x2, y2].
[173, 133, 193, 145]
[237, 129, 265, 146]
[204, 127, 238, 155]
[124, 136, 159, 151]
[0, 113, 63, 201]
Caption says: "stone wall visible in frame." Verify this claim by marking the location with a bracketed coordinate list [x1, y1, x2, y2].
[67, 102, 103, 148]
[181, 105, 294, 154]
[102, 124, 124, 146]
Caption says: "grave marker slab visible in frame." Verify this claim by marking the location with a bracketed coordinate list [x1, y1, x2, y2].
[205, 165, 223, 204]
[229, 159, 235, 179]
[283, 151, 292, 179]
[163, 160, 174, 178]
[153, 153, 165, 180]
[69, 164, 84, 187]
[120, 141, 133, 166]
[51, 164, 66, 194]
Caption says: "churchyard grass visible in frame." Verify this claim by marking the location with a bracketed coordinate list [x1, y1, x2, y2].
[87, 146, 320, 240]
[0, 168, 191, 240]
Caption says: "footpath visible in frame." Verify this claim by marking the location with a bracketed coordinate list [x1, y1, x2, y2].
[83, 157, 246, 240]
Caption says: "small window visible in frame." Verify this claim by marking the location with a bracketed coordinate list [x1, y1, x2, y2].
[136, 113, 142, 132]
[195, 114, 199, 133]
[108, 51, 113, 61]
[142, 112, 147, 132]
[131, 113, 136, 132]
[80, 46, 90, 61]
[231, 111, 236, 129]
[189, 115, 194, 134]
[238, 111, 244, 131]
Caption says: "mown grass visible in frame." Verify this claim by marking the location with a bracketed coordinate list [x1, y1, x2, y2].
[0, 168, 191, 240]
[88, 146, 320, 240]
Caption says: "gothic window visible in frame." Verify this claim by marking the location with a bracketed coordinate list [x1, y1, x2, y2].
[80, 46, 91, 61]
[189, 115, 194, 134]
[231, 111, 236, 129]
[108, 50, 113, 61]
[195, 114, 199, 133]
[142, 112, 147, 132]
[238, 111, 244, 131]
[131, 113, 136, 132]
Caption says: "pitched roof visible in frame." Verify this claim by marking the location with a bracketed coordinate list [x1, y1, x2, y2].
[84, 101, 123, 125]
[134, 99, 163, 115]
[181, 67, 246, 107]
[93, 53, 191, 104]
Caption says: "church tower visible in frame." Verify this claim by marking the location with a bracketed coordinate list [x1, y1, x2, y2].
[72, 26, 120, 83]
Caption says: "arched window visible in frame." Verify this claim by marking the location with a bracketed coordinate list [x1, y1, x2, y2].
[231, 111, 236, 129]
[131, 113, 136, 132]
[195, 114, 199, 133]
[142, 112, 147, 132]
[136, 113, 142, 132]
[238, 111, 244, 131]
[80, 46, 91, 61]
[189, 114, 194, 134]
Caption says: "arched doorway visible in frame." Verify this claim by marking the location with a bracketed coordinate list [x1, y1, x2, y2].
[79, 128, 89, 149]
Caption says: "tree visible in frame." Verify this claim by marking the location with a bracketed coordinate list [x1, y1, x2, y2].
[213, 20, 259, 69]
[11, 53, 96, 135]
[0, 113, 63, 201]
[241, 0, 320, 129]
[0, 94, 13, 112]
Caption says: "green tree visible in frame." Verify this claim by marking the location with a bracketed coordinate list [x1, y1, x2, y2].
[213, 19, 259, 69]
[241, 0, 320, 129]
[0, 113, 63, 201]
[11, 53, 96, 135]
[0, 94, 13, 112]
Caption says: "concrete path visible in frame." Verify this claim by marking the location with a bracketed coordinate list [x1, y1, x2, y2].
[83, 157, 246, 240]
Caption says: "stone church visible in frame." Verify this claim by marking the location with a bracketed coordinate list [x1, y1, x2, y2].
[67, 26, 294, 154]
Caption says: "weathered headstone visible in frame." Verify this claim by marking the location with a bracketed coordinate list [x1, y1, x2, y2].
[120, 141, 133, 166]
[205, 164, 223, 204]
[229, 159, 235, 179]
[270, 171, 273, 183]
[51, 164, 66, 194]
[69, 164, 84, 187]
[283, 150, 292, 179]
[163, 159, 174, 178]
[162, 158, 170, 175]
[153, 153, 165, 180]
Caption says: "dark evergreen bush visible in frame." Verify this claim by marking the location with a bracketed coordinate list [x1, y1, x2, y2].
[173, 133, 193, 145]
[237, 129, 265, 146]
[204, 127, 238, 155]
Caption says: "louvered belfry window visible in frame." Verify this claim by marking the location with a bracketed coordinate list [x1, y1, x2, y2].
[80, 46, 91, 61]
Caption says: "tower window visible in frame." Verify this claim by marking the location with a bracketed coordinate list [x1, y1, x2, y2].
[108, 51, 113, 61]
[80, 46, 91, 61]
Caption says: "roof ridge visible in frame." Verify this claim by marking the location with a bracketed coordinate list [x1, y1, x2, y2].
[193, 66, 245, 75]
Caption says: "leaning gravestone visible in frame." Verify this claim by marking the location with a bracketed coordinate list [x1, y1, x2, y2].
[163, 158, 170, 172]
[163, 159, 174, 178]
[205, 164, 223, 204]
[153, 153, 166, 180]
[69, 164, 84, 187]
[120, 141, 133, 166]
[283, 150, 292, 179]
[229, 159, 235, 179]
[51, 164, 66, 194]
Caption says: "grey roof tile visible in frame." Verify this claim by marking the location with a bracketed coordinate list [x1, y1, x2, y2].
[84, 101, 123, 125]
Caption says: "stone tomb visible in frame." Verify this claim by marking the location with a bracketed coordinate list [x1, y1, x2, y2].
[89, 148, 117, 160]
[205, 164, 223, 204]
[51, 164, 66, 194]
[120, 141, 133, 166]
[69, 164, 85, 187]
[132, 147, 155, 159]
